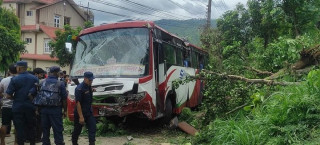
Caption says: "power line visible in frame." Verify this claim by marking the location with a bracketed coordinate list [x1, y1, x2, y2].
[76, 4, 200, 29]
[91, 0, 196, 21]
[90, 0, 206, 28]
[110, 0, 196, 20]
[91, 0, 176, 20]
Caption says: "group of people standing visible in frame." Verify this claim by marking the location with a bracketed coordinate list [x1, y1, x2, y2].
[0, 61, 96, 145]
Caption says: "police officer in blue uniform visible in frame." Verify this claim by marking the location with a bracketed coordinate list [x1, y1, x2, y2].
[6, 61, 38, 145]
[38, 66, 68, 145]
[72, 72, 96, 145]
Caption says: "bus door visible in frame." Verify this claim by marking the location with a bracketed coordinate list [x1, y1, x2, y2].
[153, 42, 164, 113]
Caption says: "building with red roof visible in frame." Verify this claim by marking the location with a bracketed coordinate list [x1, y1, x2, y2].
[2, 0, 94, 73]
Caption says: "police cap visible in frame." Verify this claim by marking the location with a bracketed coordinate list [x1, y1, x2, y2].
[84, 72, 95, 80]
[16, 61, 27, 67]
[49, 66, 60, 73]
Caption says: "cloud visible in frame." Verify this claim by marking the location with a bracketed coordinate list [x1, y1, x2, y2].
[74, 0, 247, 25]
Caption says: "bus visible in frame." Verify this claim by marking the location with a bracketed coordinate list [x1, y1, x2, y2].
[67, 21, 208, 121]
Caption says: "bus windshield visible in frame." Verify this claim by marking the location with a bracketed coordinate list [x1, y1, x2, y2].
[70, 28, 149, 78]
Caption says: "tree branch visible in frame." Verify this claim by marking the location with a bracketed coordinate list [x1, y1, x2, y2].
[245, 66, 274, 76]
[192, 70, 299, 86]
[225, 103, 248, 115]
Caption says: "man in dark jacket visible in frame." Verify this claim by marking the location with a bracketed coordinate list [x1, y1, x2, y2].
[32, 66, 67, 145]
[72, 72, 96, 145]
[32, 67, 45, 143]
[6, 61, 38, 145]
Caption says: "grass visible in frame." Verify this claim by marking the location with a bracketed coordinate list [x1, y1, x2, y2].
[192, 69, 320, 145]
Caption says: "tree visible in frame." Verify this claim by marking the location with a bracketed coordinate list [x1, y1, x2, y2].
[84, 21, 94, 28]
[49, 25, 82, 67]
[0, 2, 26, 71]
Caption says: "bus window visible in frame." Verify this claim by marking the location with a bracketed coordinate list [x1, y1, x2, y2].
[163, 43, 176, 69]
[198, 53, 204, 70]
[191, 51, 198, 68]
[176, 48, 183, 66]
[183, 50, 190, 67]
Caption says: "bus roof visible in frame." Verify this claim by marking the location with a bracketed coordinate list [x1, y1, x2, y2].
[79, 21, 206, 53]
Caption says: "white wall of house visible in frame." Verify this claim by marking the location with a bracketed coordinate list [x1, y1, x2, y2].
[23, 3, 39, 25]
[36, 33, 50, 55]
[1, 2, 17, 15]
[36, 60, 70, 74]
[22, 32, 36, 54]
[39, 1, 85, 28]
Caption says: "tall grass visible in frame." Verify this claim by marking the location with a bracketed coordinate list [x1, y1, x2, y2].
[193, 69, 320, 145]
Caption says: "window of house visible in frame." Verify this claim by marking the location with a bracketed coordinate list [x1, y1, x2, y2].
[44, 38, 52, 53]
[25, 38, 32, 44]
[27, 11, 32, 16]
[64, 17, 71, 25]
[54, 15, 60, 27]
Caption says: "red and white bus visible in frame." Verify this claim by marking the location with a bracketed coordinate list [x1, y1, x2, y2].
[67, 21, 208, 121]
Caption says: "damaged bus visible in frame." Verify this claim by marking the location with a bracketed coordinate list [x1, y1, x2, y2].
[67, 21, 208, 121]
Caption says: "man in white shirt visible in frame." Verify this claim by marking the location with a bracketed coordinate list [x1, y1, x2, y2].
[0, 64, 17, 145]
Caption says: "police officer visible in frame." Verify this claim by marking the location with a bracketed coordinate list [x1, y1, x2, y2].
[32, 67, 46, 143]
[6, 61, 38, 145]
[37, 66, 67, 145]
[72, 72, 96, 145]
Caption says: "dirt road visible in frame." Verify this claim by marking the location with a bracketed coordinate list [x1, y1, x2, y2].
[2, 116, 187, 145]
[4, 135, 153, 145]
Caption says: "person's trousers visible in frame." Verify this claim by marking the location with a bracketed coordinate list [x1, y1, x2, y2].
[41, 113, 65, 145]
[35, 108, 42, 141]
[13, 111, 36, 145]
[71, 113, 96, 145]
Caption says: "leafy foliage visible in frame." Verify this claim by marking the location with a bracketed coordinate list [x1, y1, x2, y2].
[0, 5, 25, 71]
[188, 0, 320, 144]
[63, 117, 126, 137]
[193, 69, 320, 144]
[50, 25, 82, 67]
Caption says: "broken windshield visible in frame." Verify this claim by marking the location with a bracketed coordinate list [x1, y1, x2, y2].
[70, 28, 149, 78]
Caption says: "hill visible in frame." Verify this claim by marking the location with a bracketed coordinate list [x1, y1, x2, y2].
[155, 19, 216, 46]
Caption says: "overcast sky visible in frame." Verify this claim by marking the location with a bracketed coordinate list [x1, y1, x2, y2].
[74, 0, 248, 25]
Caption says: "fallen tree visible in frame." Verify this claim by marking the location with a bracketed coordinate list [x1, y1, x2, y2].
[267, 45, 320, 79]
[191, 70, 299, 86]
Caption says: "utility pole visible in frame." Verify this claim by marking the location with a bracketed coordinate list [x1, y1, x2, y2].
[87, 2, 89, 21]
[206, 0, 212, 29]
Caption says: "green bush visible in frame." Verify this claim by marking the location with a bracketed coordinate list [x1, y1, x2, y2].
[193, 69, 320, 145]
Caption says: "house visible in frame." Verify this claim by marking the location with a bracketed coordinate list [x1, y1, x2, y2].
[2, 0, 93, 73]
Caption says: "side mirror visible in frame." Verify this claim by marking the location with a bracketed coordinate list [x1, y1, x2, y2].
[65, 42, 72, 53]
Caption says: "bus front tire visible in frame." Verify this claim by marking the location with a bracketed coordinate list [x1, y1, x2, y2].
[163, 98, 173, 124]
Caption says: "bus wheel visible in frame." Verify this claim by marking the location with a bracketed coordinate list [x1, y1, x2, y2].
[163, 98, 173, 124]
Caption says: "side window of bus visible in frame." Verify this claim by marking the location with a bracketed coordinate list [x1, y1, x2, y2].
[183, 50, 191, 67]
[191, 51, 198, 68]
[198, 53, 204, 70]
[163, 43, 176, 67]
[176, 48, 183, 66]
